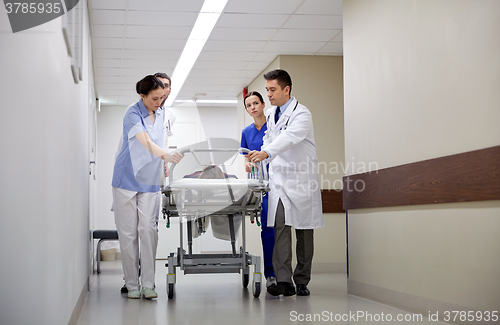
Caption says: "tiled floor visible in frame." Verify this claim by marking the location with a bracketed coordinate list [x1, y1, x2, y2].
[77, 260, 445, 324]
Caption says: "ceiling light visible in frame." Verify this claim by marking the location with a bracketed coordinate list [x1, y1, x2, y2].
[175, 99, 238, 104]
[164, 0, 228, 107]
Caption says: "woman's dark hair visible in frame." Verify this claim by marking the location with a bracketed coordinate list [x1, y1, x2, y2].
[136, 75, 165, 95]
[244, 91, 265, 108]
[263, 69, 292, 94]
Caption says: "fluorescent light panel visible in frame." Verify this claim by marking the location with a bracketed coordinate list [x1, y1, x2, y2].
[164, 0, 228, 107]
[175, 99, 238, 104]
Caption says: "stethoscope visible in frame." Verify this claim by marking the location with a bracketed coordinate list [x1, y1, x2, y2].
[166, 119, 173, 137]
[267, 101, 299, 132]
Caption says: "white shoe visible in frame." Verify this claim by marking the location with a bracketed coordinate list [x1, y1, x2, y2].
[266, 276, 277, 288]
[141, 287, 158, 299]
[127, 289, 140, 299]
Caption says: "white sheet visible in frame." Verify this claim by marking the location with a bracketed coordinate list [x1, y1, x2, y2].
[169, 178, 265, 189]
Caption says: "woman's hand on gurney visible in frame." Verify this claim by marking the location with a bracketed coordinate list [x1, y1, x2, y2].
[162, 152, 184, 164]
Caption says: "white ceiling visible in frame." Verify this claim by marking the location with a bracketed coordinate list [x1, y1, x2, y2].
[89, 0, 343, 106]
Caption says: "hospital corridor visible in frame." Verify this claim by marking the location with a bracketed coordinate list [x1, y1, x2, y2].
[0, 1, 499, 325]
[76, 260, 446, 325]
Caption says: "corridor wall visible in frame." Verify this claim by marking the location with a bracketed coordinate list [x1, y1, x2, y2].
[344, 0, 500, 316]
[0, 2, 94, 325]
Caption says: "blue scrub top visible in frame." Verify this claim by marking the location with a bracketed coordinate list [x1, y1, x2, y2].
[241, 122, 267, 152]
[112, 100, 164, 192]
[241, 122, 269, 176]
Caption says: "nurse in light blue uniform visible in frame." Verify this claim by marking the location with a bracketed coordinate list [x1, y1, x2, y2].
[112, 75, 183, 299]
[240, 91, 276, 288]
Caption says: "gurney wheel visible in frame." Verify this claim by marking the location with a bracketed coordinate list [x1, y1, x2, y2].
[242, 273, 249, 288]
[252, 281, 261, 298]
[167, 283, 174, 299]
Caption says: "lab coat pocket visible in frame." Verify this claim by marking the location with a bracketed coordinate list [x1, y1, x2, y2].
[285, 171, 312, 207]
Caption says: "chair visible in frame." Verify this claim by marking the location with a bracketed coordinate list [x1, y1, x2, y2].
[93, 230, 119, 273]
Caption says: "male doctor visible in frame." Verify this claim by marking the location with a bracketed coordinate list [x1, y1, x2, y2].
[153, 72, 176, 178]
[248, 69, 324, 297]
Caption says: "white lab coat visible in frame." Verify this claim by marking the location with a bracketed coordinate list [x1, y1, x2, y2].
[262, 97, 324, 229]
[162, 107, 176, 151]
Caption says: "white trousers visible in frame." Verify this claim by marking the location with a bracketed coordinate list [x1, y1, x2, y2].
[112, 187, 160, 290]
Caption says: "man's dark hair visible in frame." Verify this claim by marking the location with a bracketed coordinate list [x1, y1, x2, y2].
[153, 72, 171, 87]
[263, 69, 292, 94]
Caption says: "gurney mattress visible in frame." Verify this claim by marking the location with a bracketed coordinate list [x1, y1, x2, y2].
[169, 178, 264, 189]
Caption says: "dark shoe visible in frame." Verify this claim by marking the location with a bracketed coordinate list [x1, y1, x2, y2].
[266, 283, 282, 296]
[267, 282, 296, 296]
[121, 285, 128, 293]
[296, 284, 310, 296]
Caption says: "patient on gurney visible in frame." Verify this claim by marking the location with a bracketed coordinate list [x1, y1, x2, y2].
[189, 165, 242, 240]
[183, 165, 237, 179]
[197, 165, 226, 179]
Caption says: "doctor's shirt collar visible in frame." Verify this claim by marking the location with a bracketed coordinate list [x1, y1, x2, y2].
[279, 97, 295, 113]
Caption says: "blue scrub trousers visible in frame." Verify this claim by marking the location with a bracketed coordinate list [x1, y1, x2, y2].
[260, 195, 275, 279]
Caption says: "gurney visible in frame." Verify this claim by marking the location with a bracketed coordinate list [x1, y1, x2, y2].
[161, 148, 269, 299]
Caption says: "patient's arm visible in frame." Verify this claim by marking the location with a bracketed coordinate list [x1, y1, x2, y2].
[135, 131, 183, 163]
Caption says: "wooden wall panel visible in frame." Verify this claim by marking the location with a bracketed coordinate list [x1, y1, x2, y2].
[343, 145, 500, 210]
[321, 189, 344, 213]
